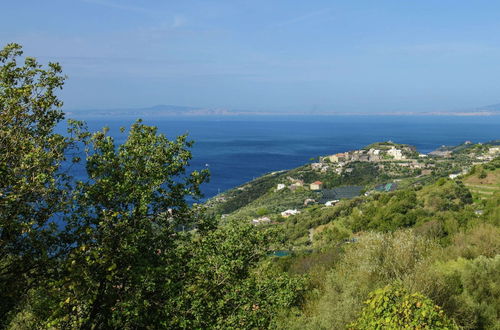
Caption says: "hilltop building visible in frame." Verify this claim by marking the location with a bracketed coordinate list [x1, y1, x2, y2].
[387, 146, 405, 160]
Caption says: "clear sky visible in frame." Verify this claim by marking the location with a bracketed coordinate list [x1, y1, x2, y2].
[1, 0, 500, 113]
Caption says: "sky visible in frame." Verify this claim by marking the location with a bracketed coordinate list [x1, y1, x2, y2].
[1, 0, 500, 113]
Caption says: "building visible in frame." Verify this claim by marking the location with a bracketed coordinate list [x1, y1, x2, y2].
[276, 183, 286, 191]
[281, 209, 300, 217]
[387, 147, 405, 160]
[489, 147, 500, 155]
[311, 163, 322, 170]
[252, 217, 271, 225]
[328, 153, 348, 163]
[304, 198, 317, 206]
[310, 181, 323, 190]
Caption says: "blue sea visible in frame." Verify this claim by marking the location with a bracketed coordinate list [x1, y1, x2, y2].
[63, 115, 500, 201]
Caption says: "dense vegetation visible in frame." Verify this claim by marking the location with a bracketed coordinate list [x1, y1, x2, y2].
[2, 43, 499, 329]
[0, 44, 303, 329]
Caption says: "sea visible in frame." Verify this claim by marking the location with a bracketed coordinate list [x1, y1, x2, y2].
[61, 115, 500, 201]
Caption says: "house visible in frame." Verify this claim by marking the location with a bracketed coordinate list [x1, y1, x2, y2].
[290, 183, 303, 191]
[310, 181, 323, 190]
[324, 200, 339, 206]
[489, 147, 500, 155]
[320, 165, 330, 173]
[358, 155, 370, 162]
[328, 153, 348, 163]
[387, 147, 405, 160]
[311, 163, 322, 170]
[281, 209, 300, 218]
[288, 178, 304, 185]
[304, 198, 317, 206]
[276, 184, 286, 191]
[449, 173, 460, 179]
[252, 217, 271, 225]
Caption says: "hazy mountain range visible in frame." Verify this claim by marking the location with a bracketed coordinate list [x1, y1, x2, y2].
[66, 103, 500, 117]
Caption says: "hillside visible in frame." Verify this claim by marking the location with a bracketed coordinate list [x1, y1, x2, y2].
[204, 142, 500, 329]
[208, 141, 500, 227]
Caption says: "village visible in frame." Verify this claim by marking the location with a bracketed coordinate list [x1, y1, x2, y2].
[250, 141, 500, 225]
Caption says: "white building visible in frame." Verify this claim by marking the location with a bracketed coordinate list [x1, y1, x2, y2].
[387, 147, 405, 160]
[325, 200, 340, 207]
[281, 209, 300, 217]
[252, 217, 271, 225]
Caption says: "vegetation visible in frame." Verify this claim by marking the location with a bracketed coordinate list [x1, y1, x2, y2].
[350, 285, 457, 329]
[0, 44, 304, 329]
[2, 43, 500, 329]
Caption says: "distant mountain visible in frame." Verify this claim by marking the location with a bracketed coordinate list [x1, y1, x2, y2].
[67, 104, 237, 117]
[474, 103, 500, 113]
[67, 102, 500, 117]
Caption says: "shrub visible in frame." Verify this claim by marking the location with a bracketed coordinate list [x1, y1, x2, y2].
[350, 285, 457, 329]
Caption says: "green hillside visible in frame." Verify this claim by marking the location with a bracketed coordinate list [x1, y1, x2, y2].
[204, 149, 500, 329]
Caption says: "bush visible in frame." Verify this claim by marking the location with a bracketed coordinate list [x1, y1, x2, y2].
[279, 230, 437, 329]
[350, 285, 457, 329]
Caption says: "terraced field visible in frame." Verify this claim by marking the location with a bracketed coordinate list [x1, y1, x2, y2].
[463, 168, 500, 199]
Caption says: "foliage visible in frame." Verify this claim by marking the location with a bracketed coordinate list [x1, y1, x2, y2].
[350, 285, 457, 329]
[0, 42, 78, 323]
[278, 230, 437, 329]
[209, 170, 288, 215]
[2, 44, 305, 329]
[411, 254, 500, 329]
[39, 121, 208, 329]
[172, 221, 306, 329]
[225, 187, 317, 222]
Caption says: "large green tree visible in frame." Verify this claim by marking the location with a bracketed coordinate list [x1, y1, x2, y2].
[2, 44, 304, 329]
[0, 43, 75, 323]
[45, 121, 209, 329]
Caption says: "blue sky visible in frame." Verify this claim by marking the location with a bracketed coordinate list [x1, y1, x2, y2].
[1, 0, 500, 113]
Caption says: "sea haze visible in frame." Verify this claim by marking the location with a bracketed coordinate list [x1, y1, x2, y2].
[60, 115, 500, 201]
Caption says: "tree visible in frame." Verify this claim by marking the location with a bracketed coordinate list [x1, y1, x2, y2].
[43, 121, 209, 328]
[173, 220, 306, 329]
[0, 43, 75, 323]
[2, 44, 306, 329]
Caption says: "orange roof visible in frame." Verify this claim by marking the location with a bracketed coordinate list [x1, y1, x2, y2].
[312, 181, 323, 185]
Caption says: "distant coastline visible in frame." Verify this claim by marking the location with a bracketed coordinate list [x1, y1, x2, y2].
[66, 103, 500, 118]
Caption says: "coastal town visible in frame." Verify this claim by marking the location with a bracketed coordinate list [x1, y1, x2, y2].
[207, 141, 500, 226]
